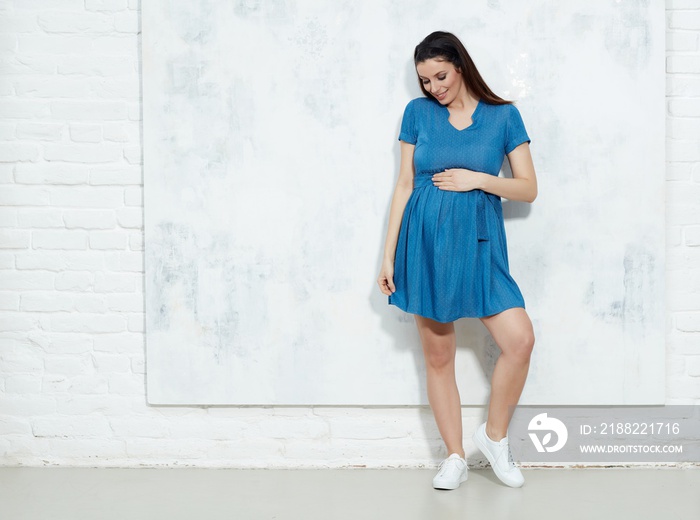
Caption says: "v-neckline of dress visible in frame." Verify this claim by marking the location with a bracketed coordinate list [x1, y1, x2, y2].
[443, 99, 482, 132]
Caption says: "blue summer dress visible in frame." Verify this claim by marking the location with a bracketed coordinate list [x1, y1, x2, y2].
[387, 97, 531, 323]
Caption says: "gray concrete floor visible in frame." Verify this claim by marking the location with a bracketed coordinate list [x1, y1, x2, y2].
[1, 467, 699, 519]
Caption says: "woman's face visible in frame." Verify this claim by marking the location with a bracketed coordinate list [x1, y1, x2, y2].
[415, 58, 464, 104]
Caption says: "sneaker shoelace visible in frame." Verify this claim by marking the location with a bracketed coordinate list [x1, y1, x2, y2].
[507, 444, 515, 466]
[437, 456, 463, 477]
[495, 437, 516, 468]
[500, 439, 516, 468]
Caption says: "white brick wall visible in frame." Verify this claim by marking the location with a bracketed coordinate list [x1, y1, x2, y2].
[667, 0, 700, 409]
[0, 2, 698, 468]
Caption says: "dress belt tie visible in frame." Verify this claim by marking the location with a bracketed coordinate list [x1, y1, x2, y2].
[413, 173, 492, 241]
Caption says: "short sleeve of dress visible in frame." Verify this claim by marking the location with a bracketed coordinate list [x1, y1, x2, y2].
[504, 103, 531, 154]
[398, 99, 418, 144]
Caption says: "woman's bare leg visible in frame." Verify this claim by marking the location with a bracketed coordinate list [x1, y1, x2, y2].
[414, 314, 465, 458]
[479, 307, 535, 441]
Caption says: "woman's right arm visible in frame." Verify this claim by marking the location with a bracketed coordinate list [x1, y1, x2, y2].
[378, 141, 415, 295]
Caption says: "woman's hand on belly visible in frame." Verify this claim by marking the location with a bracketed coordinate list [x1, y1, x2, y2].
[431, 168, 487, 192]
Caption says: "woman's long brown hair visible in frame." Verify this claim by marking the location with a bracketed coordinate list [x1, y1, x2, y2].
[414, 31, 513, 105]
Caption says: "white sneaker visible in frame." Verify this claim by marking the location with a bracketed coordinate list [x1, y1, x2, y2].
[432, 453, 468, 490]
[472, 422, 524, 488]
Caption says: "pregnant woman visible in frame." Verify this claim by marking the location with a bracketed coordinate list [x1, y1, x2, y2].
[377, 31, 538, 489]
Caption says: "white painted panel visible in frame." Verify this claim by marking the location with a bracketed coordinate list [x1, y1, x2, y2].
[143, 0, 665, 405]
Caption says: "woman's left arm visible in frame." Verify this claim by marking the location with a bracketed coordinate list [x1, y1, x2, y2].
[432, 142, 538, 203]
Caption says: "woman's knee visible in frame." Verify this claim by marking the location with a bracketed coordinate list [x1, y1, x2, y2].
[423, 342, 456, 369]
[507, 329, 535, 361]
